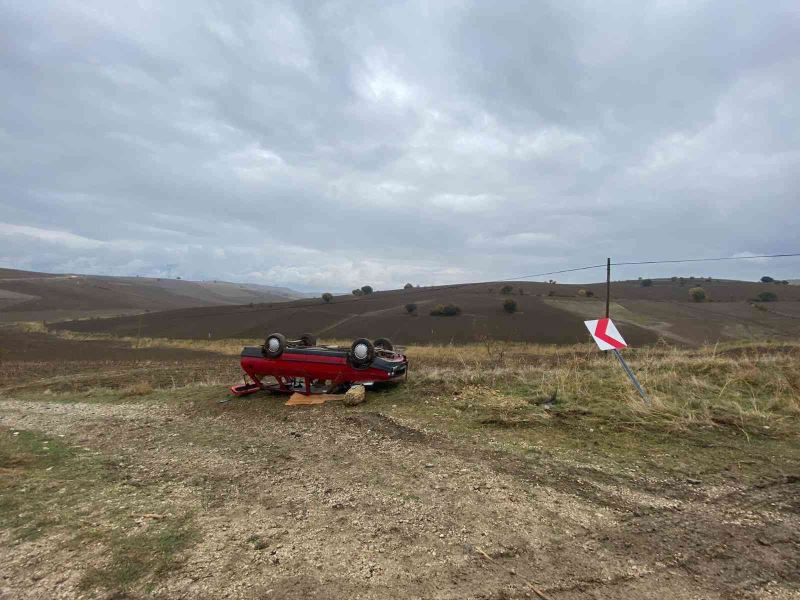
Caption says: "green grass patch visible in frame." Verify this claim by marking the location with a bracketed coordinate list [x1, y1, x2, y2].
[0, 428, 84, 542]
[80, 514, 197, 593]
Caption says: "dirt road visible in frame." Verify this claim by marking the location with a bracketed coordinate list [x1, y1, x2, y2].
[2, 391, 798, 599]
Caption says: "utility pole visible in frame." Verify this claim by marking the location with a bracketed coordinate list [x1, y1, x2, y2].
[605, 257, 611, 318]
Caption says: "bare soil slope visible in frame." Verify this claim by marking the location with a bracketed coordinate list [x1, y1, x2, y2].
[54, 279, 800, 346]
[0, 269, 305, 323]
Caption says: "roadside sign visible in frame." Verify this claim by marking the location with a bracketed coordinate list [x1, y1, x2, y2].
[584, 318, 649, 404]
[584, 318, 627, 351]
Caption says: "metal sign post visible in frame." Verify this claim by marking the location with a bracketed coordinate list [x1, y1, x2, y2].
[611, 349, 650, 404]
[584, 318, 651, 405]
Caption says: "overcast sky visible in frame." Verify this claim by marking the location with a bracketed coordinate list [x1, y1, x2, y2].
[1, 1, 798, 291]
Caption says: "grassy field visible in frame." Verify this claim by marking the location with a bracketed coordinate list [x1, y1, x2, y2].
[1, 326, 799, 598]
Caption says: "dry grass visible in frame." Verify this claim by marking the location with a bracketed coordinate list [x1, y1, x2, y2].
[9, 322, 800, 434]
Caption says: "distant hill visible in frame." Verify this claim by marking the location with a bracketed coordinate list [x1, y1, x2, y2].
[0, 268, 306, 323]
[53, 277, 800, 346]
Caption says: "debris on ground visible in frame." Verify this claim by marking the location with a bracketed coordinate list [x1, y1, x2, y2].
[285, 392, 344, 406]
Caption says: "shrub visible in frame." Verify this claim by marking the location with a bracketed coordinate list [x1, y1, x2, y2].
[361, 285, 373, 295]
[352, 289, 363, 296]
[689, 287, 707, 303]
[404, 283, 413, 289]
[578, 289, 587, 297]
[405, 303, 417, 314]
[430, 303, 461, 316]
[503, 299, 517, 313]
[500, 285, 513, 295]
[322, 293, 333, 303]
[756, 291, 778, 302]
[761, 276, 774, 283]
[585, 290, 594, 297]
[640, 279, 653, 287]
[670, 276, 678, 282]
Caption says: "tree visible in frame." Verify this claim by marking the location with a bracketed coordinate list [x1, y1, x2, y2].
[322, 293, 333, 303]
[352, 289, 363, 296]
[756, 291, 778, 302]
[760, 276, 774, 283]
[503, 299, 517, 313]
[500, 284, 513, 295]
[405, 303, 417, 314]
[640, 279, 653, 287]
[361, 285, 373, 295]
[430, 303, 461, 316]
[689, 287, 707, 303]
[403, 283, 413, 289]
[670, 276, 678, 282]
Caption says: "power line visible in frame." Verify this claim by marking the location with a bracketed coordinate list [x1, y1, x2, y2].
[503, 263, 606, 281]
[612, 252, 800, 267]
[502, 252, 800, 282]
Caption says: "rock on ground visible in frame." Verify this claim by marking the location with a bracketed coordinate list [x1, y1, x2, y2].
[343, 384, 366, 406]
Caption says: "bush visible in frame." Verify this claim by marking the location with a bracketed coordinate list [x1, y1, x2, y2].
[689, 287, 707, 303]
[430, 303, 461, 317]
[756, 291, 778, 302]
[503, 299, 517, 313]
[352, 289, 363, 296]
[361, 285, 373, 295]
[761, 276, 774, 283]
[404, 283, 413, 289]
[670, 276, 678, 282]
[322, 293, 333, 303]
[405, 303, 417, 314]
[500, 285, 513, 295]
[578, 288, 587, 297]
[640, 279, 653, 287]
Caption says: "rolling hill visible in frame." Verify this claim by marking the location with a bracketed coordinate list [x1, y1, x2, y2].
[52, 278, 800, 346]
[0, 268, 307, 323]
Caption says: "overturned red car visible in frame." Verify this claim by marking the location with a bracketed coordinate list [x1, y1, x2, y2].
[230, 333, 408, 396]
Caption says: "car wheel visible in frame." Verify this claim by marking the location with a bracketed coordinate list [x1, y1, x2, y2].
[349, 338, 374, 366]
[300, 333, 317, 347]
[264, 333, 286, 358]
[373, 337, 394, 351]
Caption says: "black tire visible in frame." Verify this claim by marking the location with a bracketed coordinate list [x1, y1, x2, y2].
[349, 338, 375, 366]
[299, 333, 317, 347]
[264, 333, 286, 358]
[373, 337, 394, 351]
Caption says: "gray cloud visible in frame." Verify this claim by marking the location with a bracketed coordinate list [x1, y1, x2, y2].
[1, 0, 799, 291]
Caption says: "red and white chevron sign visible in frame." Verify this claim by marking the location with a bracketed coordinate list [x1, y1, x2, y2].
[584, 318, 627, 351]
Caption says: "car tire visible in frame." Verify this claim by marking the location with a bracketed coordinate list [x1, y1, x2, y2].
[264, 333, 286, 358]
[373, 337, 394, 351]
[349, 338, 375, 366]
[300, 333, 317, 347]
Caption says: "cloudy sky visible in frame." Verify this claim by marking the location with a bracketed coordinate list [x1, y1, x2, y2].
[1, 1, 798, 291]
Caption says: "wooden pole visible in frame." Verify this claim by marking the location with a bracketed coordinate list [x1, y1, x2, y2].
[605, 257, 611, 318]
